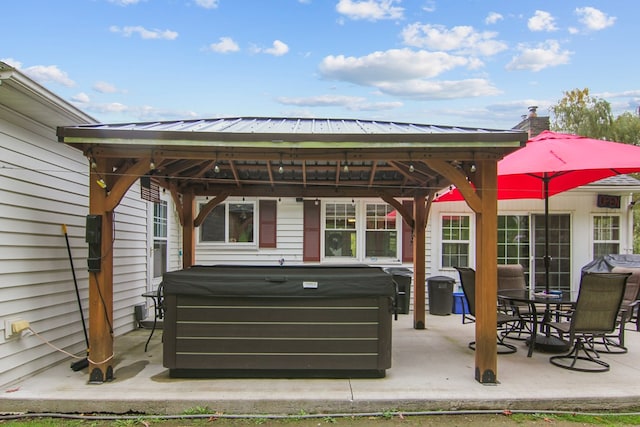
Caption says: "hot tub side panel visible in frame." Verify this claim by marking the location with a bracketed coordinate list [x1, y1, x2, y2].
[162, 295, 392, 377]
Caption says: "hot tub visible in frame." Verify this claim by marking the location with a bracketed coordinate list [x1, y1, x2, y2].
[161, 265, 396, 378]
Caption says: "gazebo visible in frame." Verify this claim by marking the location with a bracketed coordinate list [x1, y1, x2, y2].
[57, 117, 528, 384]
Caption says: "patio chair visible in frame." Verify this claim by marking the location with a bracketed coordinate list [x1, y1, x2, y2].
[588, 267, 640, 354]
[547, 272, 630, 372]
[497, 264, 535, 341]
[454, 266, 519, 354]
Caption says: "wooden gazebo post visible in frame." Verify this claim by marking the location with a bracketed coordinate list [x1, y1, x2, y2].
[87, 164, 114, 383]
[473, 159, 499, 383]
[412, 192, 427, 329]
[182, 190, 196, 269]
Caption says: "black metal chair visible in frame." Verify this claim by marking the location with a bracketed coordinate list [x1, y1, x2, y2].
[587, 267, 640, 354]
[497, 264, 536, 341]
[547, 272, 630, 372]
[454, 266, 519, 354]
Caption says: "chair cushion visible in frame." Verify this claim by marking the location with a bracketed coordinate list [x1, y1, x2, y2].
[611, 267, 640, 304]
[497, 264, 527, 291]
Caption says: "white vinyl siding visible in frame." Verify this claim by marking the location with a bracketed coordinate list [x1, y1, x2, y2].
[0, 102, 148, 387]
[195, 197, 303, 265]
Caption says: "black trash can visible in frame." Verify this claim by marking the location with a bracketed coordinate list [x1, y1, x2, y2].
[383, 267, 412, 314]
[427, 276, 454, 315]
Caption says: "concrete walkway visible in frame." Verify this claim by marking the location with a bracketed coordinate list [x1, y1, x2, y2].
[2, 313, 640, 415]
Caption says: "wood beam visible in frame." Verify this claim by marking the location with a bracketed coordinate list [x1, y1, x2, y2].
[423, 159, 482, 213]
[87, 164, 114, 384]
[105, 158, 152, 212]
[193, 193, 229, 227]
[412, 193, 427, 329]
[474, 160, 499, 384]
[379, 194, 414, 229]
[182, 191, 196, 268]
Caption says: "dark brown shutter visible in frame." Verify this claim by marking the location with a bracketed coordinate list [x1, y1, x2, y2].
[303, 200, 321, 261]
[402, 200, 413, 263]
[259, 200, 277, 248]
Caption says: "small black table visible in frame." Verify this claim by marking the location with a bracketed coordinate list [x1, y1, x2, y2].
[142, 290, 162, 352]
[498, 289, 576, 357]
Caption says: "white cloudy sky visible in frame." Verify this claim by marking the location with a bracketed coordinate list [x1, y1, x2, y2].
[3, 0, 638, 129]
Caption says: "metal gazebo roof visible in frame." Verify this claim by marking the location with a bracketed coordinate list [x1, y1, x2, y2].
[57, 116, 527, 198]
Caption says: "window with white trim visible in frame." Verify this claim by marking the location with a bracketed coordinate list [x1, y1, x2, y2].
[365, 203, 397, 258]
[324, 202, 356, 258]
[593, 215, 620, 258]
[441, 214, 470, 268]
[153, 200, 168, 278]
[497, 215, 530, 265]
[200, 202, 255, 243]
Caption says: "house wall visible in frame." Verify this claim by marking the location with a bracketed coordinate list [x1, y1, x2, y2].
[0, 80, 149, 387]
[428, 188, 637, 294]
[194, 198, 306, 266]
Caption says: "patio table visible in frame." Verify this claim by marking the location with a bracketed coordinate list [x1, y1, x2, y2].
[498, 289, 575, 357]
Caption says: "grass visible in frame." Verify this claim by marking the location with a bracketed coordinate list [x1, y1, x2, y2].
[2, 411, 640, 426]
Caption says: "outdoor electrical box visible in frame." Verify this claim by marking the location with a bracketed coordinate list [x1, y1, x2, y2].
[86, 214, 102, 272]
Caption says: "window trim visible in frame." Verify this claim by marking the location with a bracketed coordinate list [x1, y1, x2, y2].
[591, 214, 621, 259]
[363, 202, 400, 262]
[439, 213, 472, 270]
[198, 199, 258, 246]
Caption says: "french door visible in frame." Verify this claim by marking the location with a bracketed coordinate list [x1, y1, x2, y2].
[532, 214, 571, 293]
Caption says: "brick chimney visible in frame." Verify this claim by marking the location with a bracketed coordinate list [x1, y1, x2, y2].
[512, 105, 549, 138]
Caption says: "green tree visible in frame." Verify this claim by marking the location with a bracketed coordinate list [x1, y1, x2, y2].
[550, 88, 613, 139]
[612, 111, 640, 145]
[550, 88, 640, 254]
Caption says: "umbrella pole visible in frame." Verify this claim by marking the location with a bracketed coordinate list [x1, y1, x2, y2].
[543, 174, 550, 294]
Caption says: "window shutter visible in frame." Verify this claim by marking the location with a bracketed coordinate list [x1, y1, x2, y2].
[303, 200, 321, 261]
[259, 200, 277, 248]
[402, 200, 413, 263]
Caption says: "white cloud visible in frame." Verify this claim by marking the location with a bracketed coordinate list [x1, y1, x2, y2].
[258, 40, 289, 56]
[208, 37, 240, 53]
[401, 23, 507, 56]
[318, 48, 499, 100]
[485, 12, 503, 25]
[376, 78, 501, 100]
[93, 81, 119, 94]
[421, 1, 436, 13]
[22, 64, 75, 87]
[319, 48, 471, 85]
[575, 7, 616, 31]
[277, 94, 366, 107]
[108, 0, 144, 5]
[71, 92, 91, 103]
[110, 25, 178, 40]
[276, 94, 402, 112]
[528, 10, 557, 32]
[195, 0, 219, 9]
[506, 40, 572, 72]
[0, 57, 22, 68]
[336, 0, 404, 21]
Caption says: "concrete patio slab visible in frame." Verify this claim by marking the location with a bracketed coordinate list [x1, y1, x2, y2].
[2, 313, 639, 416]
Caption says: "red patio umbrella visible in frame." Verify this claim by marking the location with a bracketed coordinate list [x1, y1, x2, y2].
[435, 130, 640, 292]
